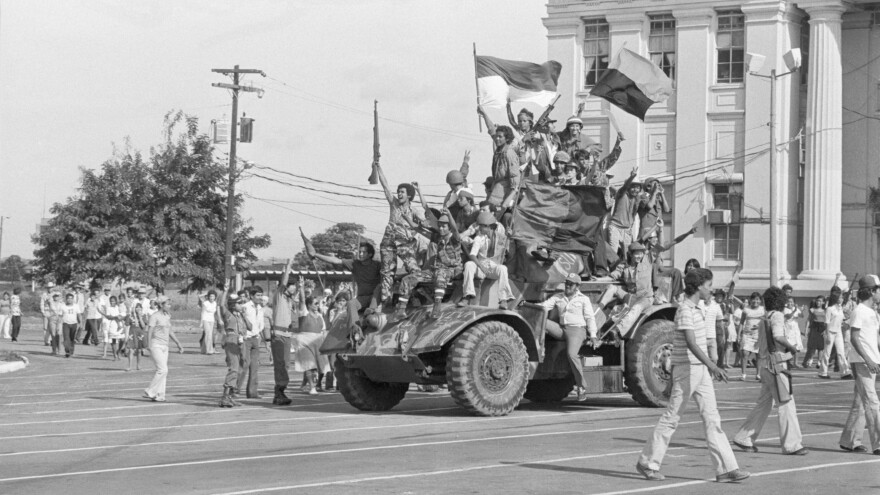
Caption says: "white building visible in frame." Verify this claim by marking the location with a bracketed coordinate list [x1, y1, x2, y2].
[544, 0, 880, 293]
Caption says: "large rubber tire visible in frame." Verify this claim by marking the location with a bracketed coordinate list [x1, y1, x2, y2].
[335, 356, 409, 411]
[446, 320, 529, 416]
[523, 375, 576, 403]
[624, 318, 675, 407]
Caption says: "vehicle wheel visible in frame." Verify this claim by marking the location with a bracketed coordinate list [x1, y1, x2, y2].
[446, 320, 529, 416]
[624, 318, 675, 407]
[523, 375, 576, 403]
[335, 356, 408, 411]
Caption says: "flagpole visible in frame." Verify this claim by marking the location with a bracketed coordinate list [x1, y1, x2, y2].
[473, 42, 482, 133]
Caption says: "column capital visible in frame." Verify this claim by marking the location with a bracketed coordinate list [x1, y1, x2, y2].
[742, 1, 789, 23]
[542, 16, 582, 37]
[797, 0, 850, 21]
[606, 12, 645, 33]
[671, 8, 715, 28]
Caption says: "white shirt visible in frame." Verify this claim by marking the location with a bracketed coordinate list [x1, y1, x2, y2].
[848, 302, 880, 364]
[539, 291, 598, 337]
[136, 296, 155, 316]
[243, 300, 259, 338]
[825, 305, 844, 334]
[201, 299, 217, 323]
[60, 303, 81, 325]
[703, 300, 722, 336]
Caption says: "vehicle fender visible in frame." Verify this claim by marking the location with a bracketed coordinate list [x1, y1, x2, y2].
[622, 304, 677, 340]
[349, 305, 539, 361]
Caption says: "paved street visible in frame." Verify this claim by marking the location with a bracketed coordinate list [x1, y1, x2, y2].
[1, 321, 878, 495]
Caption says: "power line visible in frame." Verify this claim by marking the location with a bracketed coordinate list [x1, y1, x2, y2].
[245, 194, 385, 236]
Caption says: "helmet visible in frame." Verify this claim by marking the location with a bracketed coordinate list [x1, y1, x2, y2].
[564, 273, 582, 285]
[566, 115, 583, 127]
[553, 151, 571, 164]
[437, 214, 451, 224]
[476, 211, 496, 226]
[446, 170, 464, 186]
[628, 242, 647, 253]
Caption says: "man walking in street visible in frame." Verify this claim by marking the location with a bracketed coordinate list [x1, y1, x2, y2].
[637, 268, 748, 483]
[839, 274, 880, 455]
[236, 289, 262, 399]
[732, 286, 808, 456]
[269, 259, 298, 405]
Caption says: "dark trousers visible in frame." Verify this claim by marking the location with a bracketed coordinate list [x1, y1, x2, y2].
[62, 323, 78, 356]
[271, 335, 291, 391]
[83, 319, 101, 345]
[716, 322, 728, 367]
[10, 315, 21, 341]
[236, 337, 261, 396]
[224, 342, 241, 388]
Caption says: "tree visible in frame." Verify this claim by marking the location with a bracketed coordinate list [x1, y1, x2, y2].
[32, 111, 271, 292]
[0, 255, 28, 282]
[294, 223, 374, 269]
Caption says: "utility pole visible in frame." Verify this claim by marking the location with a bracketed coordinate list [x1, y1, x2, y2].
[211, 66, 265, 287]
[0, 216, 7, 266]
[749, 62, 797, 287]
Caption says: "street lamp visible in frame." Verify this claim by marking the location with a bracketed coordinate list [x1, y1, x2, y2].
[747, 48, 801, 287]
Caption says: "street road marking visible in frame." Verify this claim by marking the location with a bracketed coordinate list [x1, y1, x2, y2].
[0, 407, 635, 457]
[210, 448, 685, 494]
[0, 398, 93, 406]
[591, 457, 880, 495]
[0, 410, 837, 482]
[0, 394, 448, 427]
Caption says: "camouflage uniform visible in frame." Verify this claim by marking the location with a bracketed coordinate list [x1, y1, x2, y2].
[380, 201, 423, 302]
[399, 231, 463, 301]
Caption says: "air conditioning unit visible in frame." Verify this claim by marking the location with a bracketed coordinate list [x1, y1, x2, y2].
[707, 209, 732, 225]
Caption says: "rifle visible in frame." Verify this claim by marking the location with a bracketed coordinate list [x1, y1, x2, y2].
[299, 227, 326, 291]
[368, 100, 380, 185]
[534, 94, 562, 131]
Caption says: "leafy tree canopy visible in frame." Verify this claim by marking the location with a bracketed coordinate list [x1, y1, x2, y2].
[33, 111, 270, 292]
[294, 222, 374, 269]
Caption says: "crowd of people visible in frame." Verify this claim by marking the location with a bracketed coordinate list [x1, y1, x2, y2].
[636, 268, 880, 483]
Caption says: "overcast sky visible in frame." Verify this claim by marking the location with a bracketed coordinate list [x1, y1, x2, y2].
[0, 0, 550, 262]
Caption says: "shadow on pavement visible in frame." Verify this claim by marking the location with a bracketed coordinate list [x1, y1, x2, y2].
[498, 461, 704, 482]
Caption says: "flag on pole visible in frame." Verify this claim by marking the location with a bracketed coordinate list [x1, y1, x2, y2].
[475, 55, 561, 108]
[590, 48, 674, 120]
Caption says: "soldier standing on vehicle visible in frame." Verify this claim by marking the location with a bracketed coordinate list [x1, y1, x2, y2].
[397, 210, 463, 320]
[732, 286, 808, 456]
[373, 162, 424, 305]
[607, 167, 642, 256]
[637, 267, 749, 483]
[599, 242, 654, 339]
[539, 273, 600, 402]
[308, 241, 381, 315]
[459, 211, 515, 309]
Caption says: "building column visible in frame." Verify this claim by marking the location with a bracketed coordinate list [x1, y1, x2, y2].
[606, 13, 646, 168]
[799, 1, 847, 280]
[670, 8, 715, 269]
[542, 17, 583, 122]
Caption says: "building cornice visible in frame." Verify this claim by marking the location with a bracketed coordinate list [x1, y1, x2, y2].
[671, 8, 716, 28]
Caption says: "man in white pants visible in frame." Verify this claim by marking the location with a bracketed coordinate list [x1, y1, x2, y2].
[839, 274, 880, 455]
[637, 268, 748, 483]
[458, 211, 514, 309]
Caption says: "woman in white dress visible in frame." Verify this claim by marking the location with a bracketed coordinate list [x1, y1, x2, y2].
[99, 296, 125, 361]
[199, 291, 218, 355]
[783, 297, 804, 367]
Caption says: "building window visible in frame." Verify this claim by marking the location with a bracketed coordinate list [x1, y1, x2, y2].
[712, 184, 743, 260]
[716, 11, 745, 84]
[584, 19, 610, 88]
[649, 14, 676, 80]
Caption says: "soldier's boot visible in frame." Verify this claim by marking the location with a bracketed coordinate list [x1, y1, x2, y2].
[219, 386, 235, 408]
[273, 386, 292, 405]
[430, 298, 442, 319]
[324, 372, 335, 391]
